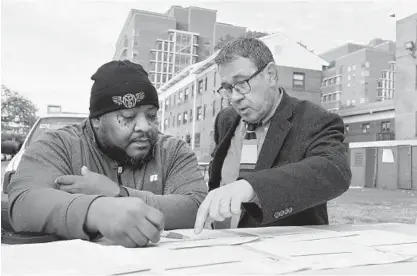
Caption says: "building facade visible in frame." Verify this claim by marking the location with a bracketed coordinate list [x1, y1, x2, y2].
[157, 33, 328, 160]
[320, 39, 396, 113]
[338, 100, 395, 143]
[395, 13, 417, 140]
[113, 6, 247, 89]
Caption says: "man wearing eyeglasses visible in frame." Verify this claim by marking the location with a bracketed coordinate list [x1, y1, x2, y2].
[194, 37, 351, 233]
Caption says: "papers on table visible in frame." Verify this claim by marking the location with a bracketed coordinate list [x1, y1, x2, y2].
[2, 226, 417, 275]
[1, 240, 149, 275]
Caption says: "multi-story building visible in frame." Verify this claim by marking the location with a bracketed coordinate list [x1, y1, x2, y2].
[113, 6, 247, 89]
[338, 100, 395, 143]
[395, 12, 417, 140]
[320, 39, 395, 113]
[157, 33, 328, 160]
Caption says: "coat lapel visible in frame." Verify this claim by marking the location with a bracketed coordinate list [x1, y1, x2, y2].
[255, 92, 293, 170]
[209, 109, 241, 190]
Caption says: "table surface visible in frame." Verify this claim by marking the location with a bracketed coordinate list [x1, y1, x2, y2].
[2, 223, 417, 275]
[294, 223, 417, 275]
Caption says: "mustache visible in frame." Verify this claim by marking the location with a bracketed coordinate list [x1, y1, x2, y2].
[131, 132, 157, 143]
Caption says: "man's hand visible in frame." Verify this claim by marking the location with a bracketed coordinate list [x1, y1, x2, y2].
[55, 166, 120, 196]
[85, 197, 164, 248]
[194, 179, 255, 234]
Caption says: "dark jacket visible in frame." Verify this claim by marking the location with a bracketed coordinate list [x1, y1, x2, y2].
[209, 91, 351, 227]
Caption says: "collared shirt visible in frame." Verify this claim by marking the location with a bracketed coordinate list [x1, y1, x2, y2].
[218, 89, 284, 228]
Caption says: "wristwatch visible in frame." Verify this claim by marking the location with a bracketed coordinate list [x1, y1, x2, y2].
[116, 185, 129, 197]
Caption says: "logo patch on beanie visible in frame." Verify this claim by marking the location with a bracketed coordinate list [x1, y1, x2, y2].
[112, 92, 145, 108]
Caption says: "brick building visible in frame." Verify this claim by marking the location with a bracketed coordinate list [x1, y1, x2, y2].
[157, 33, 328, 160]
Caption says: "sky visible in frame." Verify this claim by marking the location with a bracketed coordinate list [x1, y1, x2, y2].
[1, 0, 416, 115]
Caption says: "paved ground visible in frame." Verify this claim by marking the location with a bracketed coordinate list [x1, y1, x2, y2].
[2, 160, 417, 225]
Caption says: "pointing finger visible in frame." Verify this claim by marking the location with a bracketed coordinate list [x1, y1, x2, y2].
[194, 195, 212, 234]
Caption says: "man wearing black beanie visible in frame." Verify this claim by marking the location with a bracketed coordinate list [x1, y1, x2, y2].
[7, 60, 208, 248]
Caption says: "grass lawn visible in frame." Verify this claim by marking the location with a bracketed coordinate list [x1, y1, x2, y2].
[328, 187, 417, 225]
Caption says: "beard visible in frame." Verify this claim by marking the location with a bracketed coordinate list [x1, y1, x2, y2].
[98, 134, 158, 167]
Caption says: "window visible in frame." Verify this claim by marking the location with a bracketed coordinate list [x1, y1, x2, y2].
[348, 75, 351, 81]
[173, 94, 176, 106]
[212, 100, 216, 116]
[178, 90, 184, 103]
[293, 72, 305, 88]
[352, 65, 356, 71]
[183, 111, 188, 124]
[191, 85, 194, 97]
[365, 61, 370, 68]
[203, 104, 207, 120]
[351, 99, 356, 106]
[172, 116, 175, 127]
[177, 114, 182, 126]
[347, 100, 351, 106]
[205, 77, 208, 91]
[194, 133, 200, 148]
[185, 134, 191, 145]
[381, 121, 391, 132]
[361, 123, 370, 133]
[190, 109, 193, 122]
[197, 106, 202, 120]
[164, 119, 169, 130]
[338, 65, 343, 74]
[348, 66, 351, 72]
[165, 98, 170, 110]
[345, 125, 349, 133]
[336, 76, 341, 84]
[198, 80, 204, 93]
[184, 88, 189, 101]
[213, 71, 217, 88]
[157, 42, 162, 50]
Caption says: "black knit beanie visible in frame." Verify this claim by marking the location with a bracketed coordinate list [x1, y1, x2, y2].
[89, 60, 159, 118]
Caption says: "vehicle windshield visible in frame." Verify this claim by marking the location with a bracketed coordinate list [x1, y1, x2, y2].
[26, 117, 86, 146]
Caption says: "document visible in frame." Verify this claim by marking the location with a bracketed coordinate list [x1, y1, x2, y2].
[1, 239, 150, 275]
[165, 236, 260, 250]
[375, 243, 417, 257]
[337, 230, 417, 246]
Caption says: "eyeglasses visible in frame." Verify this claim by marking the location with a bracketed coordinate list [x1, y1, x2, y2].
[217, 64, 268, 99]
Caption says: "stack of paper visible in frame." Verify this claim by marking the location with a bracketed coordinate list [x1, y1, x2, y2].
[1, 240, 150, 275]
